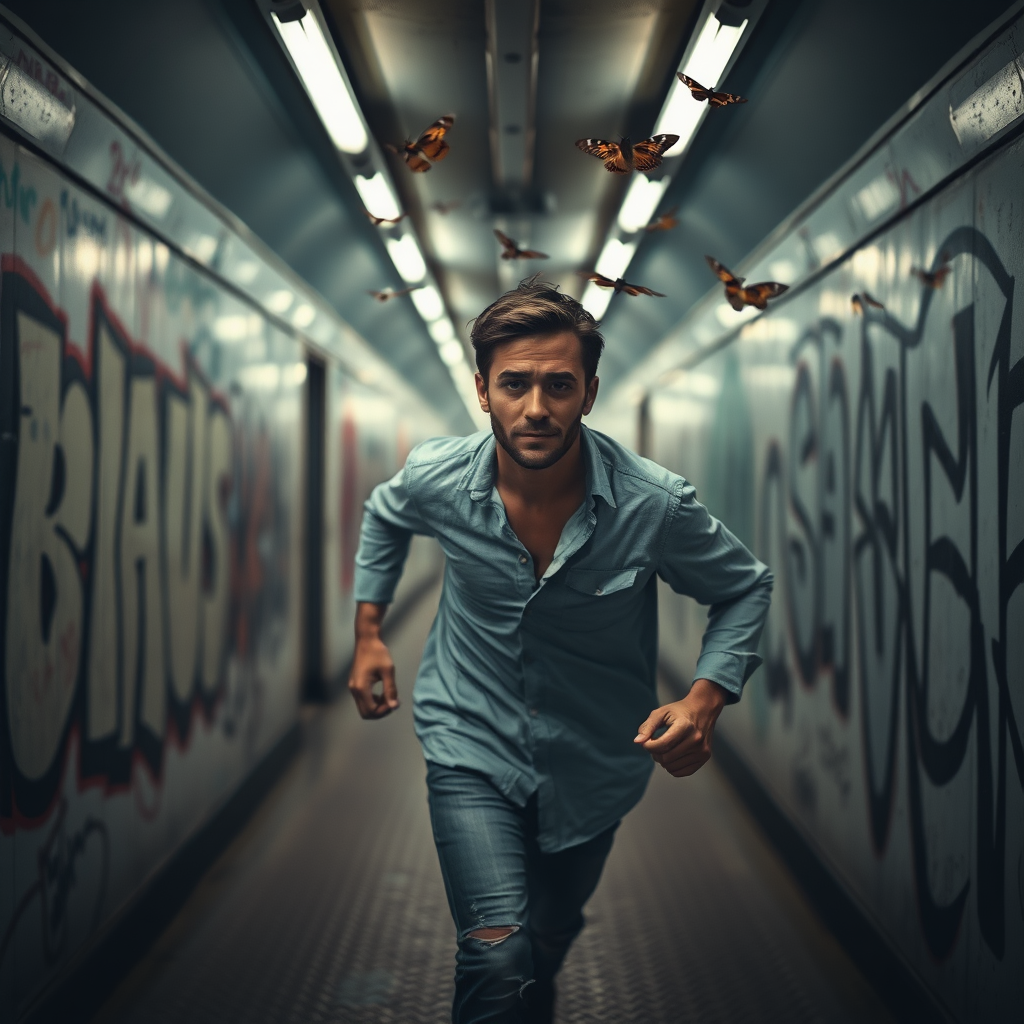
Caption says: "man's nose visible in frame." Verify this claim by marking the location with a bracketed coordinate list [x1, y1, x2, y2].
[524, 385, 549, 420]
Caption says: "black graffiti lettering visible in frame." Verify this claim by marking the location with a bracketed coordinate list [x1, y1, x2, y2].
[0, 267, 234, 820]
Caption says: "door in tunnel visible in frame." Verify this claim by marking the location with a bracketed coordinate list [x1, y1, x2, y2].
[304, 356, 326, 700]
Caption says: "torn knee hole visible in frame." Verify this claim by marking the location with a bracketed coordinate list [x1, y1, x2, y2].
[469, 925, 519, 945]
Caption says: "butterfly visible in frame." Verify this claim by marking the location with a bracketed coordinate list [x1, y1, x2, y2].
[574, 134, 679, 174]
[367, 285, 423, 303]
[851, 292, 885, 314]
[385, 115, 455, 173]
[430, 199, 463, 214]
[362, 208, 407, 227]
[676, 72, 747, 108]
[705, 256, 788, 311]
[494, 229, 548, 260]
[644, 205, 679, 233]
[579, 271, 665, 297]
[911, 252, 952, 289]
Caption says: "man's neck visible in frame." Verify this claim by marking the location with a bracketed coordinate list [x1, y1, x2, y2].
[494, 432, 587, 507]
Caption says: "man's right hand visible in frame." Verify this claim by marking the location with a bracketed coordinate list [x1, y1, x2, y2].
[348, 602, 399, 719]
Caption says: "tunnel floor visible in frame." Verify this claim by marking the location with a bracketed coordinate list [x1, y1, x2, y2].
[93, 583, 894, 1024]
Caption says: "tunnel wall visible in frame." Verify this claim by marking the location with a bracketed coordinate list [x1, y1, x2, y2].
[0, 35, 443, 1019]
[638, 83, 1023, 1024]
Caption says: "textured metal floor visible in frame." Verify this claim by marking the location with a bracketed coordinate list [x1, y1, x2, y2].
[94, 583, 894, 1024]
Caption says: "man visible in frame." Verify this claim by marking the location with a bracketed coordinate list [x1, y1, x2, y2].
[350, 279, 773, 1024]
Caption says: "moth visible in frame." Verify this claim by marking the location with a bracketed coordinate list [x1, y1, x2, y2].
[676, 72, 747, 108]
[851, 292, 885, 314]
[362, 208, 407, 227]
[367, 285, 423, 303]
[574, 133, 679, 174]
[644, 205, 679, 233]
[911, 252, 952, 289]
[385, 115, 455, 173]
[705, 256, 788, 311]
[494, 229, 548, 260]
[430, 199, 463, 214]
[579, 271, 665, 297]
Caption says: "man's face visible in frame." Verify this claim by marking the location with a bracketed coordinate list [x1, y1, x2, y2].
[476, 331, 599, 470]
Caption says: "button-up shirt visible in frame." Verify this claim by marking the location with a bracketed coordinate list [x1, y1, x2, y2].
[354, 426, 773, 851]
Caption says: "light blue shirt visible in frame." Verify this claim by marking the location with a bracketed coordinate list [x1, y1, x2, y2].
[354, 426, 773, 851]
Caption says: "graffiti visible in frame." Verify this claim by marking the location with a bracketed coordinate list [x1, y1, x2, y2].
[0, 257, 233, 824]
[14, 48, 74, 110]
[61, 189, 107, 242]
[0, 798, 109, 969]
[0, 156, 38, 225]
[756, 227, 1022, 960]
[105, 141, 141, 207]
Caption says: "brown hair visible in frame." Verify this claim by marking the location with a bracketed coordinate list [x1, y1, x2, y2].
[470, 276, 604, 383]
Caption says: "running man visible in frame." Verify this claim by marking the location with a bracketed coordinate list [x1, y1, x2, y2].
[349, 278, 773, 1024]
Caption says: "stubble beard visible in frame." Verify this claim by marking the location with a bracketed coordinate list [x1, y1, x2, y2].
[490, 410, 584, 470]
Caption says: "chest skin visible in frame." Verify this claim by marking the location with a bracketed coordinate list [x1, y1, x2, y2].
[498, 481, 585, 579]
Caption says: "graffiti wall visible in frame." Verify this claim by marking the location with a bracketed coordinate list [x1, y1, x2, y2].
[0, 134, 310, 1015]
[645, 132, 1023, 1021]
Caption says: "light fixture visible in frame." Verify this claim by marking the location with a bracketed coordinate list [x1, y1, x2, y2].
[355, 172, 402, 221]
[411, 285, 444, 322]
[580, 282, 613, 320]
[213, 313, 261, 342]
[124, 177, 173, 220]
[429, 317, 456, 343]
[439, 340, 466, 366]
[292, 302, 316, 328]
[618, 176, 670, 233]
[272, 10, 369, 154]
[232, 260, 261, 284]
[595, 238, 637, 281]
[386, 236, 427, 283]
[266, 289, 294, 314]
[655, 12, 747, 157]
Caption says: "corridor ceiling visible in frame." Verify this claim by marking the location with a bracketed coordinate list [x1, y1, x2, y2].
[7, 0, 1015, 428]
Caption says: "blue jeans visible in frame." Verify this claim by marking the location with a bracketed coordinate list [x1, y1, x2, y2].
[426, 763, 618, 1024]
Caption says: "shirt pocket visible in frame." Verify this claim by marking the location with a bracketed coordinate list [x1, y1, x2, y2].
[564, 567, 641, 597]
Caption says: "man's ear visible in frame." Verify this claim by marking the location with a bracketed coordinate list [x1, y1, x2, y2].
[475, 372, 490, 413]
[582, 376, 599, 416]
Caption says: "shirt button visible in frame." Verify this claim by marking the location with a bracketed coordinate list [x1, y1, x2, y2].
[519, 555, 528, 564]
[595, 588, 603, 595]
[529, 708, 538, 716]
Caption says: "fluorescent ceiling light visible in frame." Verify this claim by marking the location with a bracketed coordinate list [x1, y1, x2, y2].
[213, 313, 260, 342]
[283, 362, 308, 387]
[581, 281, 613, 320]
[411, 285, 444, 321]
[656, 14, 747, 157]
[387, 235, 427, 283]
[355, 172, 402, 220]
[191, 234, 218, 263]
[239, 364, 281, 390]
[292, 302, 316, 328]
[125, 176, 173, 219]
[595, 238, 637, 281]
[0, 58, 76, 150]
[273, 12, 368, 154]
[232, 260, 261, 284]
[266, 289, 294, 314]
[618, 176, 670, 233]
[429, 317, 456, 343]
[439, 340, 465, 366]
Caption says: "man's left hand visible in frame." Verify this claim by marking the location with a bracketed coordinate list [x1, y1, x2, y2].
[633, 678, 728, 777]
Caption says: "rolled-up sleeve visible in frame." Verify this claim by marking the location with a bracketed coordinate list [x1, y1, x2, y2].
[656, 480, 774, 701]
[353, 462, 433, 604]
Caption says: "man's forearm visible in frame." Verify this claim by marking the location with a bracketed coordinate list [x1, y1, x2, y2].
[355, 601, 388, 642]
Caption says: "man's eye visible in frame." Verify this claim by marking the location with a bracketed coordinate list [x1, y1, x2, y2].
[505, 381, 524, 391]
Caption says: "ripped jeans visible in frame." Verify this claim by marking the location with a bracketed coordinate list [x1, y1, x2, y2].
[426, 763, 618, 1024]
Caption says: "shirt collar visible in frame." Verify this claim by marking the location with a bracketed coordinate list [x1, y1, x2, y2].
[460, 425, 617, 509]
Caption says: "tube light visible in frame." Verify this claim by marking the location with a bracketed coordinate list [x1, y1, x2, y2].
[439, 340, 466, 366]
[429, 317, 456, 343]
[581, 282, 613, 320]
[411, 285, 444, 321]
[355, 172, 402, 221]
[618, 176, 670, 233]
[656, 14, 747, 157]
[595, 238, 637, 281]
[387, 235, 427, 283]
[273, 12, 368, 154]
